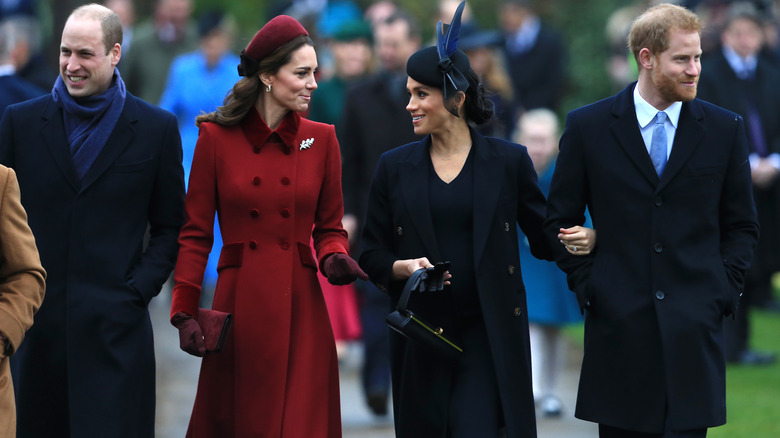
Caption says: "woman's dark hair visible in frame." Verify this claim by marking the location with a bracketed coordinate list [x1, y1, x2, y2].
[196, 35, 314, 127]
[447, 67, 494, 126]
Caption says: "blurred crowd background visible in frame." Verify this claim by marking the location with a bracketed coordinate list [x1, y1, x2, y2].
[1, 0, 779, 436]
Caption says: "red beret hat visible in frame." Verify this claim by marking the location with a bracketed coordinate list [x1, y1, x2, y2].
[238, 15, 309, 77]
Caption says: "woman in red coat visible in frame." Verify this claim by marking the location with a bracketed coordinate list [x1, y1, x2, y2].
[169, 15, 366, 437]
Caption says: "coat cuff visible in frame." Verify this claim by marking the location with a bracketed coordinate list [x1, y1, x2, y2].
[170, 283, 201, 322]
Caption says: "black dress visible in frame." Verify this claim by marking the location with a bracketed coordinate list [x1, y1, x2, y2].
[428, 150, 503, 436]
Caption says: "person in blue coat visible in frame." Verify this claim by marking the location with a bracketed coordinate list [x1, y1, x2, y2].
[159, 9, 239, 292]
[515, 108, 587, 418]
[0, 5, 184, 437]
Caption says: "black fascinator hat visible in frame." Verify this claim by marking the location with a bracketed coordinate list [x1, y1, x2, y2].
[406, 1, 470, 101]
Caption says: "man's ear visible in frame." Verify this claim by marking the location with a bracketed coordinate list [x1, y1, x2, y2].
[111, 43, 121, 66]
[638, 47, 654, 71]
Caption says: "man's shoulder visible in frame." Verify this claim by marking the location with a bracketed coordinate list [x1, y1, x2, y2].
[125, 93, 176, 121]
[693, 98, 741, 122]
[5, 93, 53, 116]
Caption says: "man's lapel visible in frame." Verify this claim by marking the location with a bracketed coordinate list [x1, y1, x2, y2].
[41, 99, 80, 192]
[657, 100, 705, 191]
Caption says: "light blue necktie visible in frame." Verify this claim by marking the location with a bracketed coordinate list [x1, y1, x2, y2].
[650, 111, 668, 176]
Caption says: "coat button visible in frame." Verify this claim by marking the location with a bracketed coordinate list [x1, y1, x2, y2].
[396, 227, 403, 236]
[281, 177, 290, 185]
[504, 222, 510, 232]
[252, 176, 261, 186]
[253, 146, 261, 154]
[654, 243, 663, 253]
[284, 148, 292, 155]
[655, 290, 665, 300]
[280, 240, 289, 250]
[249, 240, 257, 249]
[513, 307, 522, 316]
[655, 196, 663, 206]
[280, 208, 290, 218]
[507, 265, 515, 275]
[250, 209, 259, 218]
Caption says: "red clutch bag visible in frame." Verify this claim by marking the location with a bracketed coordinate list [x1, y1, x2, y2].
[197, 309, 233, 352]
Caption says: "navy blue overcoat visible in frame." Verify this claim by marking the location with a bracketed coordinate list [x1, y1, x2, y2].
[0, 93, 184, 437]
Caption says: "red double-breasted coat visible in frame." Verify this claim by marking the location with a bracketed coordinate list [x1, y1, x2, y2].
[171, 108, 348, 437]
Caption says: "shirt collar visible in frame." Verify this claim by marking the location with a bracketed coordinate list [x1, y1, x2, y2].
[722, 44, 757, 78]
[241, 107, 301, 150]
[510, 15, 541, 53]
[633, 84, 682, 129]
[0, 64, 15, 77]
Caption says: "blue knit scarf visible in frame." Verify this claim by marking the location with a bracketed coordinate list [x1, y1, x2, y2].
[52, 67, 127, 180]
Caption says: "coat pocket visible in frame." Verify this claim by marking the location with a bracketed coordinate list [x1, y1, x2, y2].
[297, 241, 318, 271]
[217, 242, 244, 272]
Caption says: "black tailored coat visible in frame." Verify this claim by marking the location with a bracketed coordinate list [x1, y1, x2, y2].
[697, 49, 780, 275]
[359, 129, 555, 438]
[545, 83, 759, 433]
[0, 93, 185, 437]
[503, 25, 566, 112]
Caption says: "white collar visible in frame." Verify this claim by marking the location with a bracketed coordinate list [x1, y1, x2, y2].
[633, 84, 682, 129]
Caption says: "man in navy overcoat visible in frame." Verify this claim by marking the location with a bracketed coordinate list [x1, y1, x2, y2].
[0, 4, 184, 437]
[545, 4, 759, 437]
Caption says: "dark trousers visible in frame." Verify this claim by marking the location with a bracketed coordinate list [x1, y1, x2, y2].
[599, 423, 706, 438]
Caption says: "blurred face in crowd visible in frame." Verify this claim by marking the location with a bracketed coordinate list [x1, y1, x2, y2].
[722, 17, 763, 59]
[201, 28, 232, 68]
[498, 2, 529, 34]
[641, 29, 701, 108]
[465, 46, 493, 77]
[375, 20, 418, 72]
[60, 16, 121, 98]
[332, 39, 372, 79]
[158, 0, 192, 29]
[262, 45, 318, 114]
[519, 118, 558, 172]
[406, 77, 454, 136]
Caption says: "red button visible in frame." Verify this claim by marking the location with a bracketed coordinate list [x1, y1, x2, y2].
[250, 209, 259, 218]
[252, 176, 261, 185]
[280, 241, 289, 250]
[280, 208, 290, 218]
[253, 146, 261, 154]
[283, 148, 291, 155]
[281, 177, 290, 186]
[249, 240, 257, 249]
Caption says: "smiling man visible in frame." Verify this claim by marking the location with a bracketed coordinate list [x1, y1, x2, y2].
[0, 3, 184, 437]
[545, 4, 759, 438]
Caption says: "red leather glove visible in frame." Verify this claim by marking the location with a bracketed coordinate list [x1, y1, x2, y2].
[172, 312, 206, 357]
[323, 253, 369, 285]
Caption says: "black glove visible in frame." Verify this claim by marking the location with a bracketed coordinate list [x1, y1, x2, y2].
[416, 261, 451, 292]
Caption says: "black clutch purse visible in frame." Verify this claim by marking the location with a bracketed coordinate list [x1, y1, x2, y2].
[386, 264, 462, 359]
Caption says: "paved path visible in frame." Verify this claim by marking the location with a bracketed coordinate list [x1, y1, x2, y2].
[151, 294, 597, 437]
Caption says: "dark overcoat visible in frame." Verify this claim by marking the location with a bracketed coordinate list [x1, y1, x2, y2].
[359, 129, 555, 438]
[0, 93, 184, 437]
[545, 83, 759, 433]
[697, 49, 780, 276]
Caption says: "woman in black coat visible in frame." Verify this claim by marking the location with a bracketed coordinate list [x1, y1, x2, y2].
[358, 3, 594, 437]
